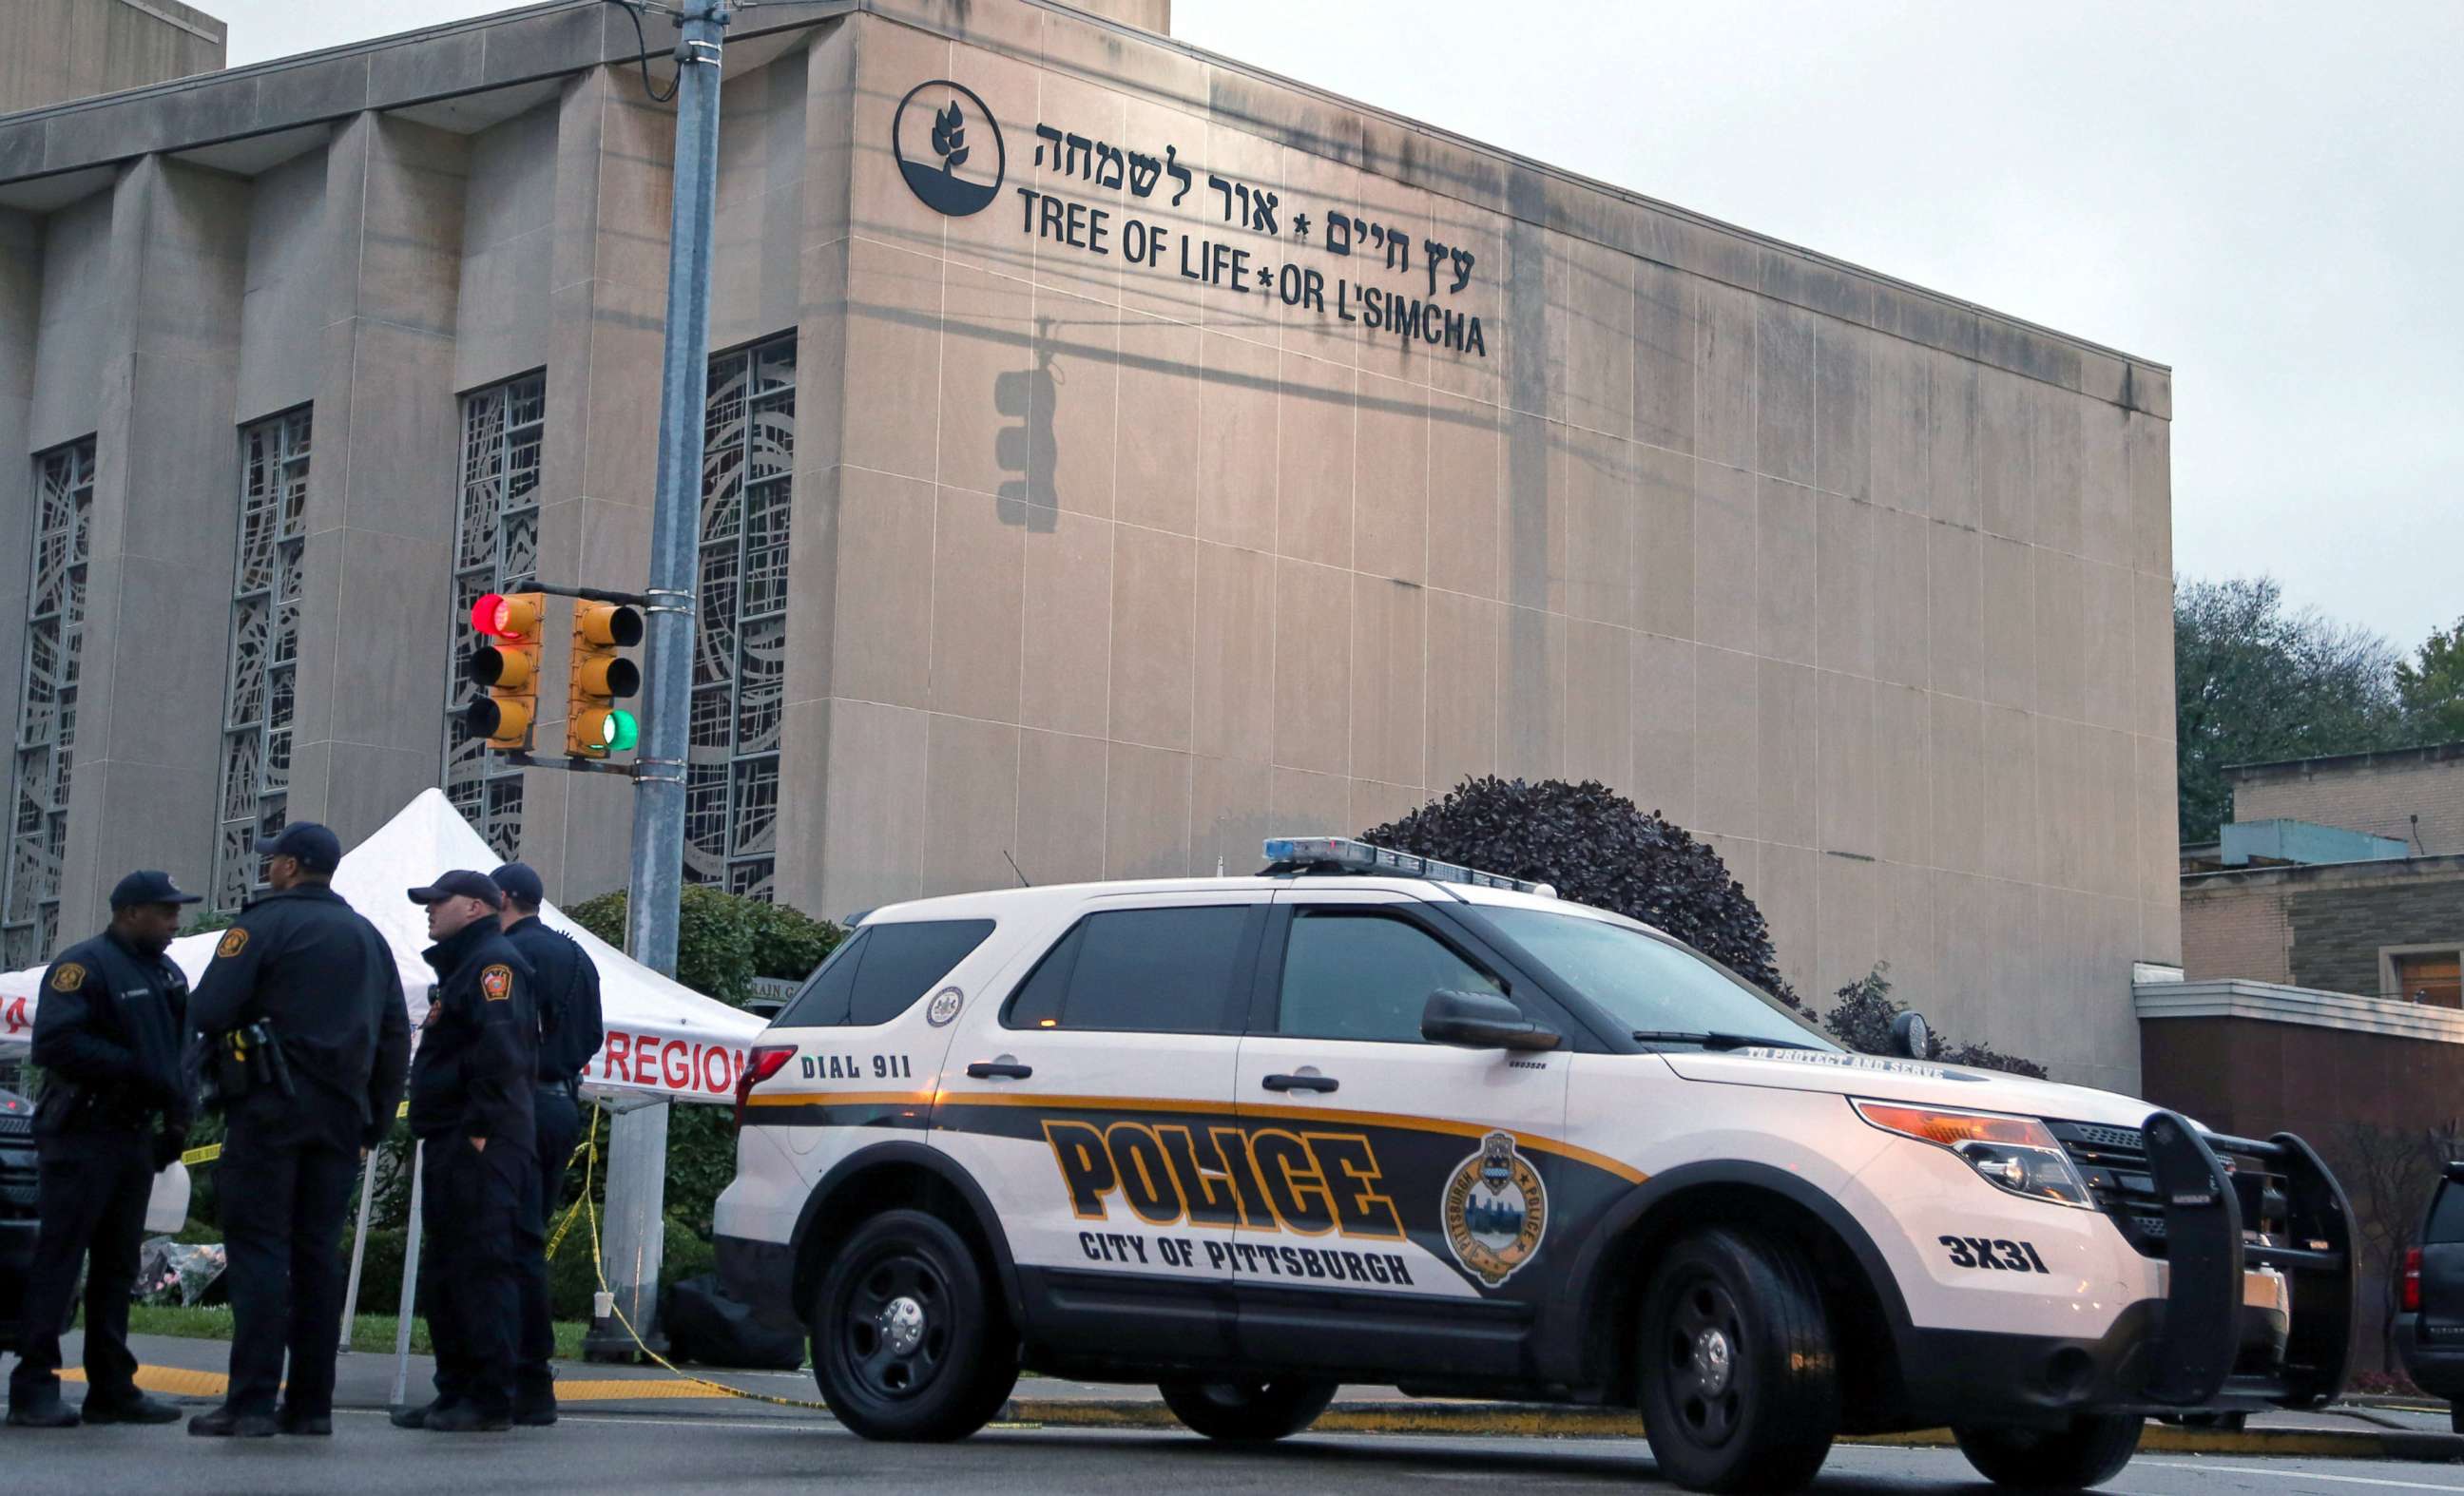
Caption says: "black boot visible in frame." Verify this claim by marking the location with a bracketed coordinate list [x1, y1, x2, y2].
[390, 1398, 445, 1429]
[6, 1399, 80, 1429]
[82, 1392, 183, 1425]
[424, 1403, 511, 1433]
[187, 1406, 279, 1438]
[278, 1410, 334, 1436]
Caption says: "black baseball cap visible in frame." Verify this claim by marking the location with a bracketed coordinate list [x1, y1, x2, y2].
[489, 862, 545, 908]
[407, 870, 504, 910]
[109, 870, 202, 909]
[258, 822, 343, 874]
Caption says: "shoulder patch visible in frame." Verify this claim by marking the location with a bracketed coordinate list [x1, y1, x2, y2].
[217, 927, 250, 959]
[49, 961, 87, 992]
[481, 964, 513, 1002]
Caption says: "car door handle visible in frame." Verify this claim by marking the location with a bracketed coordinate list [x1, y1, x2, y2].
[966, 1062, 1032, 1080]
[1261, 1073, 1338, 1094]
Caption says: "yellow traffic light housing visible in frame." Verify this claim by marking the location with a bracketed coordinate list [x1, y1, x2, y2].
[566, 600, 643, 758]
[467, 590, 545, 750]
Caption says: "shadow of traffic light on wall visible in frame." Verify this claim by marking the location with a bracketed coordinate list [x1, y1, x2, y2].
[994, 360, 1058, 531]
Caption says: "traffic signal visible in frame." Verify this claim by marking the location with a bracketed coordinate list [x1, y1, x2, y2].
[467, 591, 545, 750]
[566, 600, 643, 758]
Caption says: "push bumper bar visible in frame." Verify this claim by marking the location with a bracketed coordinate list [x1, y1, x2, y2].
[2139, 1110, 2356, 1410]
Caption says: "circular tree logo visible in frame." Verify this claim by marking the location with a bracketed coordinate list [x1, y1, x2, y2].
[894, 80, 1005, 217]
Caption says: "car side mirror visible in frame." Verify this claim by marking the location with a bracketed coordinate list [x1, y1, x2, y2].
[1422, 989, 1561, 1052]
[2444, 1160, 2464, 1185]
[1890, 1010, 1934, 1060]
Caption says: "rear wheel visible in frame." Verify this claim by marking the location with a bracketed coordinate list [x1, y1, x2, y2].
[1954, 1415, 2145, 1489]
[1638, 1228, 1839, 1493]
[1158, 1377, 1338, 1442]
[2450, 1404, 2463, 1436]
[810, 1209, 1016, 1441]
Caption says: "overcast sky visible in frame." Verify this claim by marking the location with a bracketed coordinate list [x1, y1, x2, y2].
[225, 2, 2464, 652]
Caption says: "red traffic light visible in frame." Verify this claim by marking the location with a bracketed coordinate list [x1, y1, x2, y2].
[471, 592, 542, 642]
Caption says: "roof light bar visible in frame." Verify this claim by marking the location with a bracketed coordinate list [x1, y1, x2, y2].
[1261, 836, 1557, 898]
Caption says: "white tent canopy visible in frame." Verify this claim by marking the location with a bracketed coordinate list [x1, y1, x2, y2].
[0, 789, 765, 1106]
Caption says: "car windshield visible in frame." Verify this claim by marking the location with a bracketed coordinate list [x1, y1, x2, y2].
[1473, 907, 1838, 1051]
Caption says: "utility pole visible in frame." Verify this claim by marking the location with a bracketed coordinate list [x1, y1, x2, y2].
[589, 0, 731, 1359]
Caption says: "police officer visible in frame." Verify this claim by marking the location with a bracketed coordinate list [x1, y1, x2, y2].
[489, 861, 602, 1427]
[6, 872, 199, 1429]
[185, 823, 411, 1439]
[392, 870, 536, 1434]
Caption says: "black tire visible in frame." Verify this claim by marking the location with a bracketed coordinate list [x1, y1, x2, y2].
[1158, 1377, 1338, 1442]
[2449, 1404, 2464, 1436]
[1638, 1228, 1839, 1493]
[809, 1209, 1016, 1441]
[1953, 1416, 2145, 1489]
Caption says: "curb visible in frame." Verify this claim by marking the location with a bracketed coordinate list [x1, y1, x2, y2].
[1003, 1397, 2464, 1463]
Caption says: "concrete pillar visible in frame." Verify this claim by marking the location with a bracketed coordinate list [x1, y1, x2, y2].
[528, 64, 679, 904]
[285, 113, 471, 845]
[0, 209, 39, 803]
[55, 157, 247, 935]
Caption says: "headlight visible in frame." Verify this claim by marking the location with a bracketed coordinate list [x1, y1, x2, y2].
[1853, 1100, 2095, 1210]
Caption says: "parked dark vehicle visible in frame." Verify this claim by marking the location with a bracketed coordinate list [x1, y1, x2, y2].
[1, 1088, 40, 1352]
[2397, 1160, 2464, 1432]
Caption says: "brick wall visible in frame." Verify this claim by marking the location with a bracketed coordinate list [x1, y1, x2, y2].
[2289, 874, 2464, 1000]
[2233, 746, 2464, 854]
[2182, 880, 2293, 984]
[2184, 855, 2464, 994]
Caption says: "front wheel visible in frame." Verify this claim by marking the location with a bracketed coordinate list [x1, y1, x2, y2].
[810, 1209, 1017, 1441]
[1159, 1377, 1337, 1442]
[1638, 1228, 1839, 1493]
[1953, 1416, 2145, 1489]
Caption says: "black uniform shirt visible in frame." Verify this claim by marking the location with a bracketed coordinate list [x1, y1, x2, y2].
[409, 921, 537, 1147]
[502, 915, 605, 1086]
[190, 885, 413, 1150]
[29, 929, 191, 1140]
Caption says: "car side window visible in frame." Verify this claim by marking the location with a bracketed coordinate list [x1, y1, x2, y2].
[774, 929, 866, 1027]
[848, 920, 996, 1026]
[1276, 910, 1502, 1044]
[772, 919, 996, 1029]
[1003, 906, 1254, 1034]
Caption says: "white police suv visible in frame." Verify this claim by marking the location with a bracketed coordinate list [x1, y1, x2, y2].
[715, 839, 2354, 1492]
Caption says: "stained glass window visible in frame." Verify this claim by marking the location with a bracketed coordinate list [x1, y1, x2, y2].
[212, 409, 312, 911]
[442, 374, 545, 859]
[4, 440, 97, 968]
[686, 336, 794, 899]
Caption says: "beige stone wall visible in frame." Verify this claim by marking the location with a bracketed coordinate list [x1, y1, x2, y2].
[2232, 748, 2464, 857]
[792, 3, 2178, 1091]
[0, 0, 225, 116]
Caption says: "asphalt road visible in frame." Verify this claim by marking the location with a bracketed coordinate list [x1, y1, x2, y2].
[4, 1412, 2459, 1496]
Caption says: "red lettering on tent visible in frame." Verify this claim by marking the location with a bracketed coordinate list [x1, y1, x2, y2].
[601, 1030, 630, 1079]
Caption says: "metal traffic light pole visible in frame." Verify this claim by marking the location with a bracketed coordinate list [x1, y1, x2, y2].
[589, 0, 732, 1359]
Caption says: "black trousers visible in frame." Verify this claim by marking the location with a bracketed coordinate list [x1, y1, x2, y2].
[517, 1087, 580, 1410]
[216, 1122, 363, 1418]
[9, 1132, 151, 1409]
[420, 1136, 536, 1416]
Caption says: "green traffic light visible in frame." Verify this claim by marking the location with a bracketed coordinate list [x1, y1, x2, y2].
[601, 710, 639, 752]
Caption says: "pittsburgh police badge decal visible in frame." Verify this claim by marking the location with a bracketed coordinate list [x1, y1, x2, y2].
[480, 964, 513, 1002]
[926, 987, 964, 1026]
[49, 962, 86, 991]
[217, 927, 249, 959]
[1441, 1130, 1549, 1288]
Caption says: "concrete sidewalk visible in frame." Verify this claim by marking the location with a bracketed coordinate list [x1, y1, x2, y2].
[55, 1332, 2464, 1463]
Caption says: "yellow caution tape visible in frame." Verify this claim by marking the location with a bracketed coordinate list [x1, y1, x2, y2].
[577, 1111, 837, 1412]
[179, 1100, 415, 1169]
